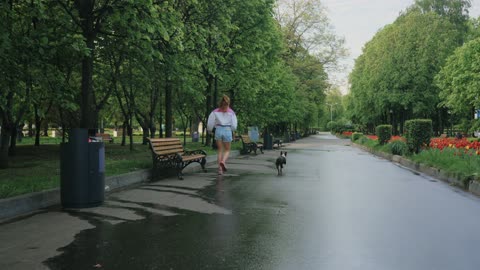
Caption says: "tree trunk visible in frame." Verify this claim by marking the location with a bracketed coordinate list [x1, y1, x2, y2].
[9, 124, 17, 156]
[43, 122, 48, 136]
[34, 105, 42, 146]
[0, 120, 11, 169]
[158, 94, 164, 138]
[28, 121, 33, 137]
[204, 73, 214, 146]
[183, 125, 187, 146]
[59, 108, 66, 143]
[165, 76, 173, 138]
[100, 118, 104, 133]
[214, 76, 218, 108]
[75, 0, 97, 133]
[121, 120, 127, 146]
[141, 125, 149, 145]
[150, 125, 156, 139]
[128, 115, 134, 151]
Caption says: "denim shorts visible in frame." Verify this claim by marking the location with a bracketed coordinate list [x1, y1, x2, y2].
[215, 126, 233, 142]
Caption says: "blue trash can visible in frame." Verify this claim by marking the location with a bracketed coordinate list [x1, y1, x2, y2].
[192, 131, 199, 142]
[60, 128, 105, 208]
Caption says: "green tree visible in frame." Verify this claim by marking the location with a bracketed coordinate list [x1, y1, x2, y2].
[348, 11, 460, 134]
[414, 0, 471, 26]
[436, 37, 480, 114]
[274, 0, 345, 133]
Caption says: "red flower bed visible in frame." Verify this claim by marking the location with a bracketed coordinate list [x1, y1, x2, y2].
[367, 135, 378, 140]
[342, 131, 353, 137]
[430, 137, 480, 152]
[389, 136, 406, 142]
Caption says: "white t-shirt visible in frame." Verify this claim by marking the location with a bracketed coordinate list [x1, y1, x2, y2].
[207, 107, 238, 132]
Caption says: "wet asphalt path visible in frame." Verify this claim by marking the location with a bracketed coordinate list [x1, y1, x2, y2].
[10, 133, 480, 269]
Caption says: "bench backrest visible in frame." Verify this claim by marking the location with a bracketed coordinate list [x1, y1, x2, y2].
[148, 138, 184, 156]
[241, 135, 251, 143]
[96, 133, 112, 139]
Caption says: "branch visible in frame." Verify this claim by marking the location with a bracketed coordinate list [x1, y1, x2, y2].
[55, 0, 82, 28]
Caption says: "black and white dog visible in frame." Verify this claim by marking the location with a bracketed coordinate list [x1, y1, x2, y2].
[276, 151, 287, 176]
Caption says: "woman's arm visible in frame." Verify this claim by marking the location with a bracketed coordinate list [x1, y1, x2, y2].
[207, 111, 216, 132]
[231, 111, 238, 131]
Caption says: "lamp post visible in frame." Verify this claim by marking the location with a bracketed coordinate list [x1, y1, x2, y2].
[326, 103, 338, 122]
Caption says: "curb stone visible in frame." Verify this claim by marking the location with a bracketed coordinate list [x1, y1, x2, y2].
[0, 151, 239, 222]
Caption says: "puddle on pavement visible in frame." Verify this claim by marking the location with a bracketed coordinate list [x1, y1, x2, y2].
[44, 174, 287, 270]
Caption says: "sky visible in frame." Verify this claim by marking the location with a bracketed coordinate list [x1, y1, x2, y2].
[321, 0, 480, 94]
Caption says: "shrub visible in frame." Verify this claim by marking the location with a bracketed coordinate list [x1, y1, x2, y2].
[404, 119, 433, 154]
[469, 119, 480, 136]
[351, 132, 363, 141]
[376, 125, 392, 145]
[327, 121, 338, 132]
[388, 140, 408, 156]
[357, 136, 370, 145]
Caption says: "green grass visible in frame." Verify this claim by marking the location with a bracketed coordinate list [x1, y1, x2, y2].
[412, 148, 480, 180]
[17, 136, 64, 145]
[0, 137, 243, 199]
[356, 136, 390, 153]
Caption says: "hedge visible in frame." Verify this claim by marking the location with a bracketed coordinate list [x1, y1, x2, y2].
[404, 119, 433, 154]
[351, 132, 363, 142]
[375, 125, 392, 145]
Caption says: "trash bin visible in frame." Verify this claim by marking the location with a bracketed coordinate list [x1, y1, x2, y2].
[60, 128, 105, 208]
[263, 133, 273, 150]
[283, 132, 290, 143]
[192, 131, 199, 142]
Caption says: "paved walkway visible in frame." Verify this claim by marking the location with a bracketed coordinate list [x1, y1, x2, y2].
[0, 138, 297, 270]
[5, 133, 480, 270]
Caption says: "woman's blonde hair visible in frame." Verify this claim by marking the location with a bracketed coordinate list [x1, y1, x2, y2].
[219, 95, 230, 108]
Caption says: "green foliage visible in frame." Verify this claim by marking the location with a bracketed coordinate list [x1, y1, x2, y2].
[327, 121, 337, 132]
[412, 148, 480, 182]
[274, 0, 345, 131]
[413, 0, 471, 34]
[470, 119, 480, 135]
[351, 132, 363, 141]
[436, 37, 480, 114]
[0, 0, 339, 169]
[356, 136, 370, 145]
[376, 125, 392, 145]
[357, 136, 380, 149]
[388, 140, 408, 156]
[404, 119, 433, 153]
[348, 10, 460, 130]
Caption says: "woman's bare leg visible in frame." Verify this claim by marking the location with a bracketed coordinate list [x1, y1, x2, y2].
[222, 142, 231, 165]
[216, 140, 224, 170]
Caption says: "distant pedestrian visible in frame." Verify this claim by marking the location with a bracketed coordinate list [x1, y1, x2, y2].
[207, 95, 238, 175]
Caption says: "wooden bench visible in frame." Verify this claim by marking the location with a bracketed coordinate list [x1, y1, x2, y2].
[147, 138, 207, 180]
[240, 135, 264, 155]
[96, 133, 114, 143]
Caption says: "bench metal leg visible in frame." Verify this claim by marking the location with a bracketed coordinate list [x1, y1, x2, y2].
[201, 158, 207, 172]
[177, 163, 184, 180]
